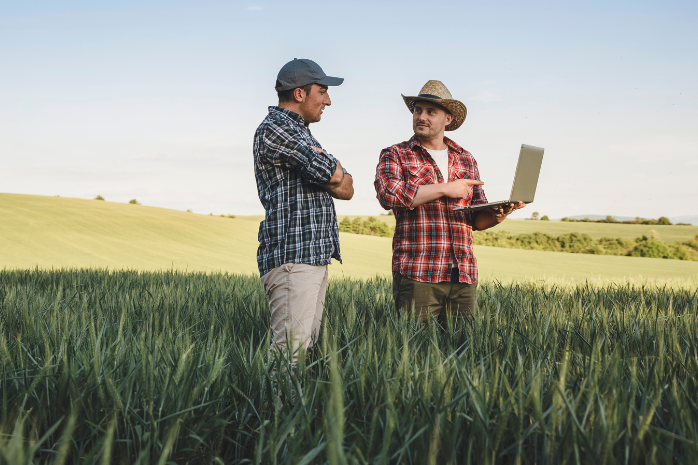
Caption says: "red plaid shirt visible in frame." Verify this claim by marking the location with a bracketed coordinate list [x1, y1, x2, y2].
[374, 136, 488, 284]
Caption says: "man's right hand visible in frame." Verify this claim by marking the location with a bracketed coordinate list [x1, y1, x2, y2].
[411, 178, 484, 208]
[442, 178, 485, 199]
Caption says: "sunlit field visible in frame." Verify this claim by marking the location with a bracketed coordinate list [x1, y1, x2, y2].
[1, 269, 697, 464]
[3, 193, 698, 282]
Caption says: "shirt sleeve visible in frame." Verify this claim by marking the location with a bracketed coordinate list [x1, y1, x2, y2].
[374, 147, 420, 210]
[261, 124, 337, 185]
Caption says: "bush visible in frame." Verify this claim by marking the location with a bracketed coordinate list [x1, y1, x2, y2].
[557, 232, 596, 253]
[339, 217, 393, 238]
[560, 217, 569, 222]
[129, 199, 140, 205]
[540, 215, 549, 221]
[629, 239, 671, 259]
[94, 195, 105, 201]
[515, 232, 559, 251]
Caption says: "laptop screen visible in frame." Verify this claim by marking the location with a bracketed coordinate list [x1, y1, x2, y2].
[509, 144, 544, 203]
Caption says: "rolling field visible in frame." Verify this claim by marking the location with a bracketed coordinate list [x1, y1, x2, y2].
[2, 193, 698, 281]
[338, 215, 698, 243]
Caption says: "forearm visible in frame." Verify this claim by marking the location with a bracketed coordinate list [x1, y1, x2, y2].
[473, 210, 501, 231]
[410, 184, 447, 208]
[324, 161, 354, 200]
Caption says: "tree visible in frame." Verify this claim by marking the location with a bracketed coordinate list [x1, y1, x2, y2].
[540, 215, 550, 221]
[129, 199, 140, 205]
[629, 239, 671, 259]
[531, 212, 539, 220]
[94, 195, 105, 201]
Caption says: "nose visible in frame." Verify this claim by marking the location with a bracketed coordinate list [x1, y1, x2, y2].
[324, 93, 331, 106]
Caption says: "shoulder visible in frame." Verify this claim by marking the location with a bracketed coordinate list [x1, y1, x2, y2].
[381, 137, 418, 156]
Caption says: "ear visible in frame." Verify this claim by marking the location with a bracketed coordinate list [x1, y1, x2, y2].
[293, 87, 306, 103]
[445, 112, 453, 125]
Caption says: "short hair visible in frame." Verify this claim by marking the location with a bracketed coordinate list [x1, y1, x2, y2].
[277, 83, 314, 103]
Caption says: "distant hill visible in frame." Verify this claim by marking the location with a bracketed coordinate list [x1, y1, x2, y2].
[2, 193, 698, 281]
[559, 214, 697, 225]
[671, 215, 698, 226]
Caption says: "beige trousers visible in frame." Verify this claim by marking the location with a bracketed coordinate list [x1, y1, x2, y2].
[261, 263, 328, 364]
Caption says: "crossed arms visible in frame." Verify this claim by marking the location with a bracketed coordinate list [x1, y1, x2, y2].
[311, 146, 353, 200]
[261, 126, 353, 201]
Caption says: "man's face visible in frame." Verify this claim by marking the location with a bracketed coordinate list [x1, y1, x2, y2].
[412, 101, 453, 139]
[299, 84, 331, 123]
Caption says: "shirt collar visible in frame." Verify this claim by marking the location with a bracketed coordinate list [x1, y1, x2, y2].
[407, 134, 465, 154]
[268, 106, 308, 127]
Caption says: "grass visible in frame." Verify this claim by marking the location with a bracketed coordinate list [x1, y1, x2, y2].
[3, 193, 698, 282]
[1, 269, 697, 463]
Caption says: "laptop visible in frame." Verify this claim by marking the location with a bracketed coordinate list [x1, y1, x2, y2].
[454, 144, 544, 212]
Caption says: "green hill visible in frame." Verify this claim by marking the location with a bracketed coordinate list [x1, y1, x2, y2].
[2, 193, 698, 282]
[339, 216, 698, 243]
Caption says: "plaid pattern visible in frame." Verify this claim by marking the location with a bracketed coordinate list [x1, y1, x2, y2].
[374, 136, 488, 284]
[254, 106, 341, 276]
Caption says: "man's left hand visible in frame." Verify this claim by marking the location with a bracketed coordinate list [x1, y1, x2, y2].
[492, 201, 526, 223]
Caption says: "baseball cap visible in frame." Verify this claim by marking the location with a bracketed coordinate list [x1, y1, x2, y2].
[275, 58, 344, 92]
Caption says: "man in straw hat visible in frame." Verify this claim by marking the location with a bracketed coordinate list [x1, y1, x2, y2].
[254, 58, 354, 365]
[374, 80, 524, 323]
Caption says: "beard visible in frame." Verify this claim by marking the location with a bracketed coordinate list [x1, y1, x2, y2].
[414, 122, 442, 138]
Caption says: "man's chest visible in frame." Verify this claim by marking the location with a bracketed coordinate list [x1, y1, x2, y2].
[401, 150, 476, 184]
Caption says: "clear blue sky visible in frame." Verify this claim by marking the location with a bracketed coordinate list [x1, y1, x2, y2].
[2, 0, 697, 219]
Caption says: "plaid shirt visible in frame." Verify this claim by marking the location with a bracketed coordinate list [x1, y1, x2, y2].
[374, 135, 488, 284]
[253, 106, 341, 276]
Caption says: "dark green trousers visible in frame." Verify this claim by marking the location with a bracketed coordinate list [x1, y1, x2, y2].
[393, 270, 478, 324]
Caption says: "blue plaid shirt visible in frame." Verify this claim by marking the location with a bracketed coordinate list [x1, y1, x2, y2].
[253, 106, 342, 276]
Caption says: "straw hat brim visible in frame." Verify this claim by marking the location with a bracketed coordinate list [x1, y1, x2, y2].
[401, 95, 467, 131]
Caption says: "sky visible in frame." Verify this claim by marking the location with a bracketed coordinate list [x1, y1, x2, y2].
[1, 0, 697, 220]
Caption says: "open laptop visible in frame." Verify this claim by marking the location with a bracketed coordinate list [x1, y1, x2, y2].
[454, 144, 544, 212]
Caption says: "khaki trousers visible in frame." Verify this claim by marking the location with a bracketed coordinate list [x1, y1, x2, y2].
[261, 263, 328, 364]
[393, 271, 477, 324]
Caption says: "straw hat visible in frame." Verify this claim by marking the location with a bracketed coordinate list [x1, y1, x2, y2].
[402, 80, 467, 131]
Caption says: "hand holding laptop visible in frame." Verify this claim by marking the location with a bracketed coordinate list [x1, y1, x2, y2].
[454, 144, 544, 213]
[492, 201, 526, 221]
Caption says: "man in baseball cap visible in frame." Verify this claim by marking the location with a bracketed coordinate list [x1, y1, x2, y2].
[254, 58, 353, 367]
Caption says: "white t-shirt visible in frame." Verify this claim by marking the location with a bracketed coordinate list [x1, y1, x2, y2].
[426, 148, 449, 183]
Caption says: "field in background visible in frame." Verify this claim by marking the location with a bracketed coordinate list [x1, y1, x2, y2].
[2, 193, 698, 282]
[338, 215, 698, 243]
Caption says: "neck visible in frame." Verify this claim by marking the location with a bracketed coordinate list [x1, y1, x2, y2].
[417, 134, 447, 151]
[278, 102, 306, 121]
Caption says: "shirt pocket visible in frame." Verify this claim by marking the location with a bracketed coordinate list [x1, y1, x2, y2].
[405, 164, 435, 186]
[450, 168, 475, 206]
[450, 167, 475, 182]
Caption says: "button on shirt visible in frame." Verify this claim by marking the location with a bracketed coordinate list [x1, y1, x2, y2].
[253, 106, 341, 277]
[374, 136, 488, 284]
